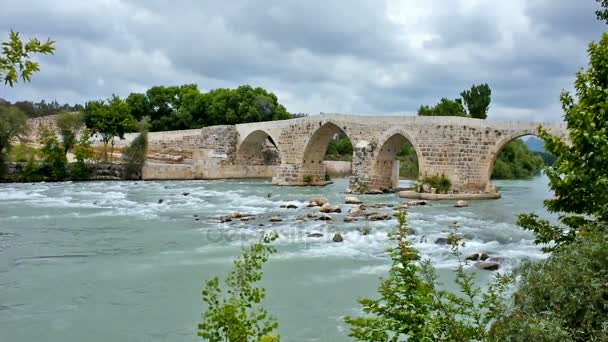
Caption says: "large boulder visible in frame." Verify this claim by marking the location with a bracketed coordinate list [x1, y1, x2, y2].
[320, 203, 341, 213]
[455, 200, 469, 208]
[269, 216, 283, 222]
[465, 253, 490, 262]
[349, 207, 364, 216]
[332, 233, 344, 243]
[434, 237, 449, 245]
[306, 212, 319, 219]
[408, 200, 428, 206]
[368, 213, 392, 221]
[317, 213, 333, 221]
[475, 261, 500, 271]
[308, 197, 329, 207]
[345, 196, 363, 204]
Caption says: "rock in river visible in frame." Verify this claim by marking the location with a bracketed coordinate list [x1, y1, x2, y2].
[475, 261, 500, 271]
[320, 203, 341, 213]
[269, 216, 283, 222]
[307, 232, 323, 238]
[455, 200, 469, 208]
[434, 237, 449, 245]
[407, 200, 428, 206]
[345, 196, 363, 204]
[368, 213, 392, 221]
[465, 253, 490, 261]
[308, 197, 328, 207]
[332, 233, 344, 242]
[317, 213, 333, 221]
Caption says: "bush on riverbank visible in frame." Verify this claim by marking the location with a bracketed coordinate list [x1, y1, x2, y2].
[122, 131, 148, 180]
[491, 231, 608, 341]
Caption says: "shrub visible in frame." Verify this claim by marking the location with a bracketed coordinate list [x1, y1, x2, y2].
[122, 131, 148, 180]
[303, 175, 313, 184]
[420, 174, 451, 193]
[9, 144, 39, 162]
[38, 125, 68, 181]
[490, 231, 608, 341]
[198, 231, 280, 341]
[69, 129, 95, 180]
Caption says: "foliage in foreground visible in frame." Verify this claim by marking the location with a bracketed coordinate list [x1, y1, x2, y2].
[518, 33, 608, 251]
[198, 231, 280, 342]
[345, 212, 511, 341]
[492, 231, 608, 341]
[0, 30, 55, 87]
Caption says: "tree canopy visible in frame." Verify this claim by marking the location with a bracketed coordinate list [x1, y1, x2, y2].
[461, 83, 491, 119]
[127, 84, 291, 131]
[1, 30, 55, 87]
[418, 84, 491, 118]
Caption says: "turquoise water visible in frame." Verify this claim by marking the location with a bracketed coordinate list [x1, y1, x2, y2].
[0, 177, 554, 341]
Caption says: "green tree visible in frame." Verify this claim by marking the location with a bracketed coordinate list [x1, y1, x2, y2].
[460, 83, 491, 119]
[417, 98, 467, 116]
[55, 111, 83, 155]
[0, 106, 28, 177]
[198, 231, 280, 341]
[83, 95, 135, 162]
[38, 124, 67, 181]
[518, 33, 608, 250]
[69, 129, 95, 180]
[596, 0, 608, 24]
[1, 30, 55, 87]
[125, 93, 151, 121]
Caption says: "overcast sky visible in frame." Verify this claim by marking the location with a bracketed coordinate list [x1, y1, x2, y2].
[0, 0, 605, 121]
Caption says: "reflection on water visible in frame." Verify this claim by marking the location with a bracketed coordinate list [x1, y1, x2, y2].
[0, 176, 553, 341]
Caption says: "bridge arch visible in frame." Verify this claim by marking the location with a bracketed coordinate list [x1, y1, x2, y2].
[368, 129, 422, 190]
[298, 121, 356, 184]
[483, 128, 545, 191]
[236, 129, 282, 166]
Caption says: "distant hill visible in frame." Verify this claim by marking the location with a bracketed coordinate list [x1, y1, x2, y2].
[522, 136, 545, 152]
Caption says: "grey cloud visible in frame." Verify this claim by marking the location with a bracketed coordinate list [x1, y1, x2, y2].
[0, 0, 605, 123]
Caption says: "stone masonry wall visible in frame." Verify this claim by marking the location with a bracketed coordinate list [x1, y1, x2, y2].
[22, 114, 568, 193]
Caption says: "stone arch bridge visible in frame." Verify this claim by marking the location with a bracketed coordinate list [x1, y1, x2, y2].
[139, 114, 567, 194]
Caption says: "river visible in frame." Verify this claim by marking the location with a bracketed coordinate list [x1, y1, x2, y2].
[0, 176, 555, 341]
